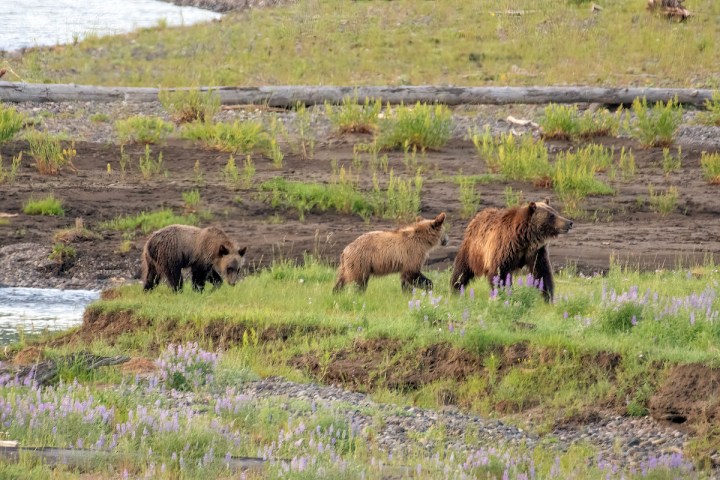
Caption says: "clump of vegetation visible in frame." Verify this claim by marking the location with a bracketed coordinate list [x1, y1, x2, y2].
[552, 145, 614, 216]
[471, 127, 550, 182]
[48, 242, 76, 266]
[457, 175, 481, 219]
[0, 103, 25, 144]
[222, 154, 241, 188]
[89, 112, 110, 123]
[181, 120, 272, 155]
[700, 151, 720, 184]
[53, 218, 100, 243]
[326, 96, 382, 134]
[539, 104, 622, 140]
[697, 91, 720, 127]
[25, 131, 77, 175]
[182, 189, 201, 213]
[617, 147, 636, 180]
[377, 102, 452, 151]
[138, 145, 165, 179]
[115, 115, 174, 144]
[0, 153, 22, 184]
[503, 186, 523, 207]
[100, 209, 198, 235]
[662, 147, 682, 175]
[381, 170, 423, 221]
[630, 97, 683, 148]
[291, 103, 315, 160]
[268, 116, 285, 167]
[23, 194, 65, 216]
[648, 185, 679, 216]
[159, 88, 221, 124]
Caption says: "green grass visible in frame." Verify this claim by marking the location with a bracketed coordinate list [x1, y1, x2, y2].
[629, 97, 683, 148]
[48, 242, 76, 264]
[0, 103, 25, 144]
[23, 194, 65, 216]
[0, 153, 22, 184]
[11, 1, 720, 88]
[456, 175, 482, 219]
[99, 208, 198, 235]
[180, 120, 272, 155]
[697, 91, 720, 126]
[138, 145, 165, 180]
[326, 96, 382, 134]
[539, 104, 622, 140]
[377, 103, 452, 151]
[471, 128, 551, 182]
[159, 88, 221, 124]
[647, 185, 679, 216]
[24, 131, 77, 175]
[700, 151, 720, 184]
[114, 115, 174, 144]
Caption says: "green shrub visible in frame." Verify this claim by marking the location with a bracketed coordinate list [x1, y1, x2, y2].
[115, 115, 174, 144]
[181, 120, 271, 155]
[25, 131, 77, 175]
[648, 185, 679, 216]
[701, 151, 720, 184]
[90, 113, 110, 123]
[503, 186, 523, 207]
[182, 189, 201, 210]
[457, 175, 481, 219]
[0, 103, 25, 144]
[0, 153, 22, 184]
[662, 147, 682, 175]
[540, 104, 622, 140]
[100, 209, 197, 234]
[23, 194, 65, 216]
[49, 242, 76, 265]
[382, 170, 423, 221]
[159, 88, 221, 124]
[138, 145, 165, 179]
[630, 97, 683, 147]
[697, 91, 720, 127]
[617, 147, 636, 180]
[472, 129, 550, 182]
[552, 145, 614, 198]
[326, 96, 382, 134]
[377, 102, 452, 150]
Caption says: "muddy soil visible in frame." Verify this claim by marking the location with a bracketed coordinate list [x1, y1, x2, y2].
[1, 110, 720, 289]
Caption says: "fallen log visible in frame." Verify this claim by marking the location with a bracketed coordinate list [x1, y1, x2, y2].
[0, 82, 715, 107]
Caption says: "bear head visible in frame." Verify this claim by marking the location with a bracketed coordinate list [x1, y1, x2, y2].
[215, 244, 248, 286]
[416, 212, 448, 246]
[526, 200, 573, 241]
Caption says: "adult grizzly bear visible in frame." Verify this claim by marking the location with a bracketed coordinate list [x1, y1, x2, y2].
[333, 212, 448, 293]
[141, 225, 247, 292]
[450, 201, 572, 302]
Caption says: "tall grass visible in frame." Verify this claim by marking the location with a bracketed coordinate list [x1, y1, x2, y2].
[377, 103, 452, 151]
[471, 128, 550, 182]
[0, 103, 24, 144]
[115, 115, 174, 144]
[24, 131, 77, 175]
[326, 96, 382, 134]
[630, 97, 683, 148]
[159, 88, 221, 124]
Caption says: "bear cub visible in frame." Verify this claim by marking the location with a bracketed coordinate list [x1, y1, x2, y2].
[450, 201, 572, 302]
[334, 212, 448, 293]
[141, 224, 247, 292]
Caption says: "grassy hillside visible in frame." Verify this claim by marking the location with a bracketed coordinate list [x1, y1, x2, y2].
[5, 0, 720, 88]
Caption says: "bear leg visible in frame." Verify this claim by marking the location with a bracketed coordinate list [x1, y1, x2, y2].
[401, 271, 433, 292]
[142, 263, 160, 292]
[208, 269, 223, 289]
[191, 266, 210, 292]
[450, 258, 475, 292]
[164, 268, 184, 292]
[332, 272, 346, 293]
[529, 246, 554, 302]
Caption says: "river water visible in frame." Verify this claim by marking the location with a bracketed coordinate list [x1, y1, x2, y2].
[1, 0, 222, 52]
[0, 287, 99, 345]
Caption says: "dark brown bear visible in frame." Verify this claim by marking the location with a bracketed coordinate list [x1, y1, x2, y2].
[141, 225, 247, 292]
[334, 212, 448, 293]
[450, 201, 572, 302]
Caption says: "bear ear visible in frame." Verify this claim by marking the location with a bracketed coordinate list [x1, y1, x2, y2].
[416, 215, 425, 222]
[218, 244, 229, 257]
[238, 246, 247, 256]
[528, 202, 537, 215]
[432, 212, 446, 228]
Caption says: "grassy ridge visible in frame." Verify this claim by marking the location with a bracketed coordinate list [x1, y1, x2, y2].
[7, 0, 720, 88]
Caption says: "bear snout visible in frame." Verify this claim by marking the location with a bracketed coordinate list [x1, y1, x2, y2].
[440, 233, 449, 246]
[559, 219, 573, 233]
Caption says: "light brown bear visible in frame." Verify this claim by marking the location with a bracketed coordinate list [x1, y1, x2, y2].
[141, 225, 247, 292]
[450, 201, 572, 302]
[333, 212, 448, 293]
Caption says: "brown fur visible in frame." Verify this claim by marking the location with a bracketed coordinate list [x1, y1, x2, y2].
[141, 225, 247, 292]
[334, 213, 448, 293]
[450, 201, 572, 302]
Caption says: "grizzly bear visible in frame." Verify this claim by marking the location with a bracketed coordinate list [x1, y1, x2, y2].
[333, 212, 448, 293]
[450, 201, 572, 302]
[141, 225, 247, 292]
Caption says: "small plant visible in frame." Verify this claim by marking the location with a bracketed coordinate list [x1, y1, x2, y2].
[25, 131, 77, 175]
[0, 153, 22, 184]
[268, 116, 285, 167]
[115, 115, 174, 144]
[89, 113, 110, 123]
[378, 102, 452, 151]
[0, 103, 25, 144]
[618, 147, 636, 180]
[222, 154, 241, 188]
[53, 218, 99, 243]
[242, 155, 255, 189]
[159, 88, 221, 124]
[661, 146, 682, 175]
[118, 145, 130, 177]
[700, 151, 720, 184]
[326, 96, 382, 134]
[648, 185, 679, 216]
[138, 145, 165, 179]
[182, 189, 201, 212]
[473, 129, 550, 182]
[181, 120, 271, 155]
[697, 91, 720, 126]
[457, 175, 481, 219]
[503, 186, 523, 207]
[193, 159, 204, 185]
[539, 104, 622, 140]
[48, 242, 76, 267]
[293, 103, 315, 160]
[23, 194, 65, 216]
[630, 97, 683, 147]
[382, 170, 423, 221]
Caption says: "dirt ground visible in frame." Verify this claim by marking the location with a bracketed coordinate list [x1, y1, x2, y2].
[1, 123, 720, 289]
